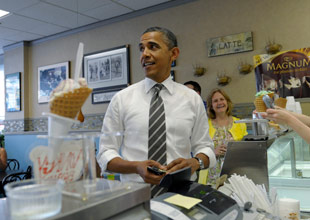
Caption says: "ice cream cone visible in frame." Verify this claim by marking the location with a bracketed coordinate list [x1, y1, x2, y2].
[274, 97, 287, 108]
[50, 87, 92, 119]
[254, 96, 267, 112]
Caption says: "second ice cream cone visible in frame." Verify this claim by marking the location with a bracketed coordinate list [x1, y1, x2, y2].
[274, 97, 287, 108]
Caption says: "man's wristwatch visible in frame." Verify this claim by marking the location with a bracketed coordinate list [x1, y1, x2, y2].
[194, 157, 204, 171]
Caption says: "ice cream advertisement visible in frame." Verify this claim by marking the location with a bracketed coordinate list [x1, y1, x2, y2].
[254, 48, 310, 98]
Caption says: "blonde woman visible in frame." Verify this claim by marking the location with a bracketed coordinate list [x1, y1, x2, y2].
[206, 88, 247, 187]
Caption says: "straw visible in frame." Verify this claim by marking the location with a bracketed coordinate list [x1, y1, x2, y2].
[227, 174, 274, 213]
[74, 42, 84, 81]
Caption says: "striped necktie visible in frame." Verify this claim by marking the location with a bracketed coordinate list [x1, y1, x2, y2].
[148, 84, 167, 197]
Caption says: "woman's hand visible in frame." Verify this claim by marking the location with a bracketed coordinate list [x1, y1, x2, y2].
[215, 144, 227, 157]
[262, 108, 295, 125]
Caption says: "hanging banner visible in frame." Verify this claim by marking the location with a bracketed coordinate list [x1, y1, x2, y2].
[254, 48, 310, 98]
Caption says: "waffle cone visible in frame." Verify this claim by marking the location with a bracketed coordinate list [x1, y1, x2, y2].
[254, 96, 267, 112]
[50, 87, 92, 119]
[274, 97, 287, 108]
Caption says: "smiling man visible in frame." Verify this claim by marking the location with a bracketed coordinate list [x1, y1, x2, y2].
[97, 27, 215, 197]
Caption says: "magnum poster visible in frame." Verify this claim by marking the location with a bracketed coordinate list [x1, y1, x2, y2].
[254, 48, 310, 98]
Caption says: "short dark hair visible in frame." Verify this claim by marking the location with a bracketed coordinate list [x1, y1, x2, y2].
[207, 88, 233, 119]
[184, 81, 201, 94]
[143, 26, 177, 49]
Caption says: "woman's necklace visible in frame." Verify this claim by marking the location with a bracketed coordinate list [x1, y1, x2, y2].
[213, 116, 232, 127]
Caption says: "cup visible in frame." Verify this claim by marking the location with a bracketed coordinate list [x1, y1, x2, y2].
[295, 102, 302, 114]
[82, 134, 97, 186]
[277, 198, 300, 220]
[286, 96, 296, 112]
[42, 112, 79, 137]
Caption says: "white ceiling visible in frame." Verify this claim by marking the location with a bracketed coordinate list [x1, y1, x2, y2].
[0, 0, 183, 54]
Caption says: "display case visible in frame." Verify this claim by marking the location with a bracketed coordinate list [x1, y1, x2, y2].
[268, 131, 310, 211]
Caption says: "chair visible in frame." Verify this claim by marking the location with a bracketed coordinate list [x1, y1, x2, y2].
[1, 166, 32, 197]
[6, 159, 20, 171]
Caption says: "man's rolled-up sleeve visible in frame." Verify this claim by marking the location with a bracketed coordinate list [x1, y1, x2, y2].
[191, 99, 216, 168]
[96, 95, 124, 172]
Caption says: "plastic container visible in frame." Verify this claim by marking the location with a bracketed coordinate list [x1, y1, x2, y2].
[5, 179, 64, 220]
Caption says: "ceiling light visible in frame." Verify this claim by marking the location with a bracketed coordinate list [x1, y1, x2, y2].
[0, 9, 10, 18]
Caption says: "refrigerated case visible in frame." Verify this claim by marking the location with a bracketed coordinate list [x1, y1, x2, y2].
[268, 131, 310, 211]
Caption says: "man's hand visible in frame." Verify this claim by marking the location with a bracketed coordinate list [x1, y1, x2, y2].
[166, 158, 198, 174]
[136, 160, 167, 185]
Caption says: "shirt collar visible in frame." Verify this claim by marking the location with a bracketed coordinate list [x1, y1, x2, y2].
[145, 76, 174, 95]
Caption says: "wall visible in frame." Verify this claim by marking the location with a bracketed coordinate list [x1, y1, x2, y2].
[5, 0, 310, 120]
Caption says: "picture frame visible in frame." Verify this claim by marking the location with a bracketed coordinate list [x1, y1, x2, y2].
[207, 31, 253, 57]
[38, 61, 70, 103]
[83, 45, 130, 91]
[92, 86, 126, 104]
[5, 72, 21, 112]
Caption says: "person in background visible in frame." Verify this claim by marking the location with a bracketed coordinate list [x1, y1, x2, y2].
[97, 27, 215, 197]
[0, 134, 7, 171]
[262, 107, 310, 144]
[184, 81, 207, 109]
[205, 88, 247, 187]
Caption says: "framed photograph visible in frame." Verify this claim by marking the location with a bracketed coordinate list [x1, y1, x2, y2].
[92, 86, 126, 104]
[38, 61, 70, 103]
[5, 72, 21, 112]
[83, 45, 130, 90]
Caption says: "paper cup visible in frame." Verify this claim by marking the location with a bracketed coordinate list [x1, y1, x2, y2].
[295, 102, 302, 114]
[277, 198, 300, 220]
[42, 112, 79, 137]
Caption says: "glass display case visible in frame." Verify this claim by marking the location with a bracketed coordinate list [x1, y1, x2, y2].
[268, 131, 310, 211]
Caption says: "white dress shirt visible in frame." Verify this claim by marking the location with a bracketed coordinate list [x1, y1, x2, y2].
[97, 76, 216, 182]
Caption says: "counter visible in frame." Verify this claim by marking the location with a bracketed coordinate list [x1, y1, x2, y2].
[1, 179, 151, 220]
[268, 131, 310, 212]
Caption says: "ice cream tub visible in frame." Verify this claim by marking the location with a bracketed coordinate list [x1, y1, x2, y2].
[5, 179, 64, 220]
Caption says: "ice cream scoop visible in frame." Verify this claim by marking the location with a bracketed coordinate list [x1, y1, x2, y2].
[262, 94, 274, 109]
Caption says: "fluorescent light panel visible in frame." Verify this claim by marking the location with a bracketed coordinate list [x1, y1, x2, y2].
[0, 9, 10, 18]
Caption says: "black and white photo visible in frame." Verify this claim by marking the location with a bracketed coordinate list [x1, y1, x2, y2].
[83, 45, 130, 90]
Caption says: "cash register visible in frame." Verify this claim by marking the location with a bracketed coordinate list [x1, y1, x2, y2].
[150, 167, 243, 220]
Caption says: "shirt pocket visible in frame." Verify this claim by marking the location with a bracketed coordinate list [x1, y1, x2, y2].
[168, 110, 195, 152]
